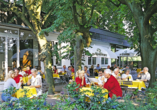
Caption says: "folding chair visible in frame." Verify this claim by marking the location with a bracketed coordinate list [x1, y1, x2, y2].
[121, 81, 133, 97]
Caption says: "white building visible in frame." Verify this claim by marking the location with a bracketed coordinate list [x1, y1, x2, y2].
[0, 23, 130, 81]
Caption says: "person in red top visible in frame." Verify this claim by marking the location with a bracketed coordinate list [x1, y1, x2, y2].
[14, 68, 23, 84]
[25, 66, 31, 76]
[75, 70, 86, 88]
[103, 69, 122, 98]
[71, 66, 75, 73]
[53, 65, 58, 74]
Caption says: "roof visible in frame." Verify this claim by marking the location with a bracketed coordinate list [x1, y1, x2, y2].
[89, 27, 131, 47]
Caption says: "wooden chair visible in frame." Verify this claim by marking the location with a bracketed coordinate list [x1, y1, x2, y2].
[121, 81, 133, 97]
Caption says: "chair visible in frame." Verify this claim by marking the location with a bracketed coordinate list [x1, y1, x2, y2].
[121, 81, 133, 97]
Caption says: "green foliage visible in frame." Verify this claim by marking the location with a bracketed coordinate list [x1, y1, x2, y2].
[54, 82, 156, 110]
[0, 87, 51, 110]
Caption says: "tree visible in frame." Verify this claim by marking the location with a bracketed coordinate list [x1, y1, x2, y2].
[0, 0, 55, 94]
[106, 0, 157, 87]
[41, 0, 105, 72]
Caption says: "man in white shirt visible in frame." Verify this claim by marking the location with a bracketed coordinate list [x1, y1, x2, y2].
[98, 69, 107, 87]
[112, 68, 121, 80]
[137, 67, 151, 87]
[122, 69, 133, 81]
[60, 65, 68, 73]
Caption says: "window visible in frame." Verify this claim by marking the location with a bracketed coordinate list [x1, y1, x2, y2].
[101, 58, 104, 65]
[88, 57, 96, 65]
[93, 57, 96, 65]
[105, 58, 108, 64]
[88, 57, 92, 65]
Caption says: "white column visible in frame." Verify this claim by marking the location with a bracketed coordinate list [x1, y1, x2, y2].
[5, 37, 8, 76]
[17, 37, 20, 67]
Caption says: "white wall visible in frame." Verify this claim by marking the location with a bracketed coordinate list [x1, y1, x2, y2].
[43, 33, 112, 72]
[82, 40, 111, 69]
[44, 32, 70, 71]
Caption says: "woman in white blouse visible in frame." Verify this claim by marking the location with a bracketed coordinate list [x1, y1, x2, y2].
[122, 69, 133, 81]
[27, 68, 42, 96]
[2, 70, 22, 102]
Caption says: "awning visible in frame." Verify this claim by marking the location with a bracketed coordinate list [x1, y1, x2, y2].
[115, 49, 138, 57]
[86, 45, 117, 59]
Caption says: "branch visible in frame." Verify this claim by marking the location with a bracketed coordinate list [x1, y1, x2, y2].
[118, 0, 127, 5]
[42, 7, 54, 26]
[87, 4, 95, 24]
[72, 1, 80, 26]
[22, 0, 25, 16]
[144, 1, 157, 25]
[109, 0, 121, 7]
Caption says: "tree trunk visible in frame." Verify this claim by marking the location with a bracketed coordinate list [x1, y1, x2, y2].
[140, 29, 157, 87]
[37, 33, 55, 94]
[74, 32, 84, 76]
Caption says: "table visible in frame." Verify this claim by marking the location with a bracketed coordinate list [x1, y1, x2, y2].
[80, 87, 108, 100]
[119, 80, 146, 91]
[23, 77, 28, 84]
[53, 74, 60, 78]
[95, 76, 98, 79]
[15, 86, 37, 98]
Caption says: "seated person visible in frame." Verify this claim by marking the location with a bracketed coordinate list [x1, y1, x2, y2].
[75, 70, 86, 87]
[96, 64, 101, 70]
[71, 66, 75, 73]
[27, 68, 42, 96]
[84, 66, 90, 76]
[25, 66, 31, 76]
[53, 65, 58, 74]
[137, 67, 151, 87]
[98, 69, 107, 87]
[66, 66, 72, 81]
[19, 67, 26, 77]
[107, 65, 110, 69]
[112, 68, 121, 80]
[103, 69, 122, 98]
[2, 70, 22, 102]
[14, 68, 23, 84]
[60, 65, 68, 73]
[89, 65, 94, 76]
[122, 69, 133, 81]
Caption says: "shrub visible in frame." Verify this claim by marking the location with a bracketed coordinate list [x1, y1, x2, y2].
[0, 87, 52, 110]
[53, 82, 156, 110]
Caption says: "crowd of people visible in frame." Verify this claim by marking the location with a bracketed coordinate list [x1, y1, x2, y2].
[75, 64, 151, 98]
[2, 66, 43, 102]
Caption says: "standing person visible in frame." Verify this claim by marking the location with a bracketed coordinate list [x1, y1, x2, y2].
[84, 66, 90, 76]
[27, 68, 42, 96]
[53, 65, 58, 74]
[25, 66, 31, 76]
[14, 68, 23, 84]
[96, 64, 101, 70]
[137, 67, 151, 87]
[60, 65, 68, 73]
[2, 70, 22, 102]
[19, 67, 26, 77]
[71, 66, 75, 73]
[103, 69, 122, 98]
[75, 70, 86, 88]
[98, 69, 107, 87]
